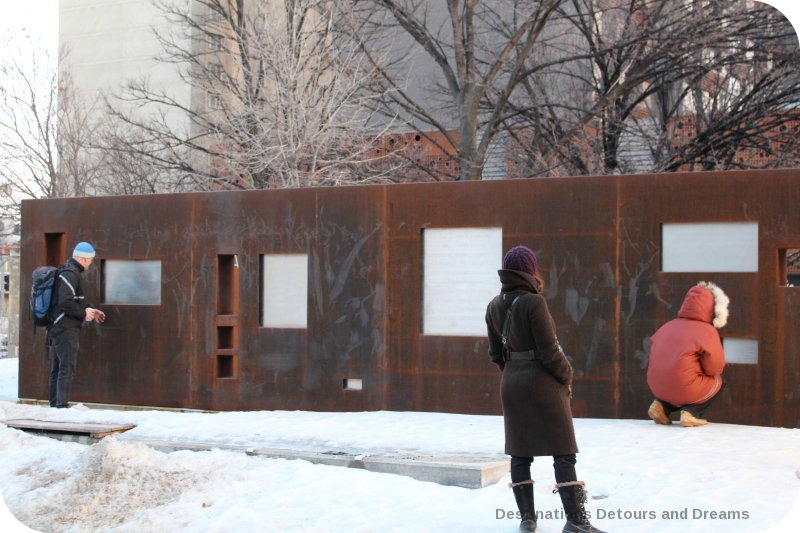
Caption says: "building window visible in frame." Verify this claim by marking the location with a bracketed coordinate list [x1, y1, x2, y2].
[422, 227, 502, 336]
[103, 260, 162, 305]
[208, 6, 224, 24]
[261, 254, 308, 328]
[661, 222, 758, 272]
[209, 63, 224, 80]
[208, 93, 221, 109]
[209, 37, 223, 52]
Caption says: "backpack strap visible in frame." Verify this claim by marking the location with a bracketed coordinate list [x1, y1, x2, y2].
[501, 295, 521, 362]
[52, 265, 79, 325]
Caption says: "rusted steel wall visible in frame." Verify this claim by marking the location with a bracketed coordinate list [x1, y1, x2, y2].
[18, 170, 799, 427]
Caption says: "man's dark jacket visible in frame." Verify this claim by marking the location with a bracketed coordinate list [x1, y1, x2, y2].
[47, 258, 90, 337]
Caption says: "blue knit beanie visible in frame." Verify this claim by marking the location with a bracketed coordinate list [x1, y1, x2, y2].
[73, 242, 96, 259]
[503, 245, 538, 275]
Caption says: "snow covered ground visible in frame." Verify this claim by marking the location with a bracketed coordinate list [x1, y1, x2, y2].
[0, 357, 798, 533]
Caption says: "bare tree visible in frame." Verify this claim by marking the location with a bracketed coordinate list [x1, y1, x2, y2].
[648, 1, 800, 172]
[505, 0, 800, 177]
[0, 42, 59, 218]
[506, 0, 716, 176]
[89, 116, 193, 196]
[345, 0, 564, 181]
[53, 70, 114, 198]
[105, 0, 394, 190]
[0, 41, 100, 220]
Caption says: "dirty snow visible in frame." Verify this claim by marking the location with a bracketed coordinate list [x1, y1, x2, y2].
[0, 357, 798, 532]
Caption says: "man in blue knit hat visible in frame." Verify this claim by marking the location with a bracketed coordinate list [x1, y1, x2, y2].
[47, 242, 106, 408]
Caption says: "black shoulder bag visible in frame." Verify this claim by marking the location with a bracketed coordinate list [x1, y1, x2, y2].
[501, 295, 521, 362]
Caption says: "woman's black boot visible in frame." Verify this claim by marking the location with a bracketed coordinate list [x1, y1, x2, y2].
[510, 480, 537, 532]
[554, 481, 606, 533]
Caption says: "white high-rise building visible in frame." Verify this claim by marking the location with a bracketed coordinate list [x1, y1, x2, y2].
[58, 0, 194, 135]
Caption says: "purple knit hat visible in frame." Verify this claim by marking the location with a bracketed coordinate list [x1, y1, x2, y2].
[503, 245, 538, 275]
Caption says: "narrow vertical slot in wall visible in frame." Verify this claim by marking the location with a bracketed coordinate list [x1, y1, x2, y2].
[217, 254, 239, 315]
[215, 255, 239, 381]
[45, 233, 66, 267]
[780, 248, 800, 286]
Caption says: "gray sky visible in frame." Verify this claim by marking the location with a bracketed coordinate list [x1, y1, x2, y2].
[0, 0, 58, 60]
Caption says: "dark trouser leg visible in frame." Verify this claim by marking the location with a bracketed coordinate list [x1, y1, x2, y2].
[51, 329, 79, 409]
[511, 456, 533, 484]
[659, 399, 680, 417]
[48, 343, 59, 407]
[510, 456, 536, 531]
[553, 454, 577, 484]
[682, 381, 726, 418]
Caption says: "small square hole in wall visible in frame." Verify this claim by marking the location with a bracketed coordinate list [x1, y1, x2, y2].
[343, 378, 363, 391]
[217, 326, 235, 349]
[217, 355, 235, 378]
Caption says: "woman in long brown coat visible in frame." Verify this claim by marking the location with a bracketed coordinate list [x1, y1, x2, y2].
[486, 245, 605, 533]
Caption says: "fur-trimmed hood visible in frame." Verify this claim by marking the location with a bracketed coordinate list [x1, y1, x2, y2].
[678, 281, 729, 329]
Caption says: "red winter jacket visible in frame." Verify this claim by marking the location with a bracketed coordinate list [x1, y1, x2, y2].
[647, 285, 726, 406]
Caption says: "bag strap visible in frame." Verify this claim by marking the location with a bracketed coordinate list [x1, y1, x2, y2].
[501, 295, 521, 362]
[50, 265, 74, 325]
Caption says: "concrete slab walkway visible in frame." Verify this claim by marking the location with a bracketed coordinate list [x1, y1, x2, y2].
[5, 418, 509, 489]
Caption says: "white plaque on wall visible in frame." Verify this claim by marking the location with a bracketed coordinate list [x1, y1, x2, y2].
[723, 338, 759, 365]
[662, 222, 758, 272]
[262, 254, 308, 328]
[104, 260, 162, 305]
[423, 227, 503, 336]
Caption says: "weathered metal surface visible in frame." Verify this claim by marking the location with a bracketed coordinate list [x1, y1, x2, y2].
[17, 169, 800, 427]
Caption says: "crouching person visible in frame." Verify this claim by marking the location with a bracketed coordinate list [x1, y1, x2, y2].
[647, 281, 728, 427]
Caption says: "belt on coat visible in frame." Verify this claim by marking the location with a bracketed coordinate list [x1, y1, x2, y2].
[507, 350, 537, 361]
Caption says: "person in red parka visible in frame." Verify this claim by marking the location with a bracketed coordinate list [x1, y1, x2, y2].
[646, 281, 729, 427]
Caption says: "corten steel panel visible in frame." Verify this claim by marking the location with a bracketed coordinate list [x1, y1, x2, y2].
[19, 194, 195, 408]
[17, 169, 800, 427]
[615, 170, 799, 427]
[384, 177, 619, 418]
[777, 288, 800, 428]
[183, 186, 387, 411]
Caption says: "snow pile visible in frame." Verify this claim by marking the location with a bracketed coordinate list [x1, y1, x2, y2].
[2, 434, 200, 531]
[0, 356, 798, 532]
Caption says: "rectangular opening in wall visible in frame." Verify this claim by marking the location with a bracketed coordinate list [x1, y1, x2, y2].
[103, 260, 162, 305]
[218, 255, 239, 315]
[45, 233, 65, 267]
[422, 227, 503, 336]
[723, 338, 758, 365]
[217, 326, 235, 349]
[261, 254, 308, 328]
[780, 248, 800, 287]
[661, 222, 758, 272]
[343, 378, 363, 390]
[216, 355, 235, 378]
